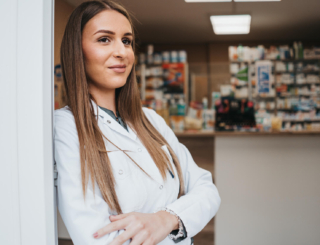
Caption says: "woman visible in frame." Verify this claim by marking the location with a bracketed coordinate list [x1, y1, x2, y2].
[54, 1, 221, 245]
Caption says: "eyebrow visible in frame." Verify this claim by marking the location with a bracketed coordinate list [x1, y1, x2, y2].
[93, 29, 132, 36]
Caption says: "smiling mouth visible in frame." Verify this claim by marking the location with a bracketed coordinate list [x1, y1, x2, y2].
[108, 64, 126, 73]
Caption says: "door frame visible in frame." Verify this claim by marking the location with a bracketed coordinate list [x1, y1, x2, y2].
[0, 0, 56, 244]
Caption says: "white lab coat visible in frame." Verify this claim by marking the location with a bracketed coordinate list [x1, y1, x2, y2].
[54, 99, 221, 245]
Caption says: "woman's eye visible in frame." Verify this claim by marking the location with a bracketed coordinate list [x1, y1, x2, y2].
[98, 37, 110, 43]
[123, 38, 132, 45]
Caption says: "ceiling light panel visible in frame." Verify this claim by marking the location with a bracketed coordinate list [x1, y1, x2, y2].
[234, 0, 280, 2]
[210, 15, 251, 35]
[185, 0, 231, 2]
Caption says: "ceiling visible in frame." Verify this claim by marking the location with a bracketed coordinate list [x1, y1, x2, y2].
[64, 0, 320, 44]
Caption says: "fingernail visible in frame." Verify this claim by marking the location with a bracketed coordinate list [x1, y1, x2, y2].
[93, 232, 98, 238]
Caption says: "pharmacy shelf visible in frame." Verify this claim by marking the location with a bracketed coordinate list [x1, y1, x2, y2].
[281, 119, 320, 122]
[277, 108, 320, 112]
[277, 83, 320, 86]
[136, 63, 189, 104]
[229, 58, 320, 130]
[278, 93, 320, 98]
[297, 71, 320, 74]
[253, 58, 320, 62]
[252, 96, 275, 100]
[175, 131, 320, 137]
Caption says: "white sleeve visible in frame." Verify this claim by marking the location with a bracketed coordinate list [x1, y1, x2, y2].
[54, 109, 130, 245]
[142, 107, 221, 238]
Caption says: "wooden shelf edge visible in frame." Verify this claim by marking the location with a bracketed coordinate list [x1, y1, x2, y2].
[175, 131, 320, 137]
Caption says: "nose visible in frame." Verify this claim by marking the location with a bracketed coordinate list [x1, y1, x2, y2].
[112, 39, 126, 59]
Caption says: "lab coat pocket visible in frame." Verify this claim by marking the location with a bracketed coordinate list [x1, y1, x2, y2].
[160, 145, 180, 201]
[108, 150, 146, 213]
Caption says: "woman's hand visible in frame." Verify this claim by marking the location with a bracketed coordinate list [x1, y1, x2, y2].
[93, 211, 179, 245]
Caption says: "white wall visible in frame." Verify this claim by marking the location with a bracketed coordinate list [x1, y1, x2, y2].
[0, 1, 20, 243]
[0, 0, 56, 244]
[215, 135, 320, 245]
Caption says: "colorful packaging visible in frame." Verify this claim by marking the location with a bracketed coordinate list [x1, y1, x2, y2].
[170, 51, 178, 63]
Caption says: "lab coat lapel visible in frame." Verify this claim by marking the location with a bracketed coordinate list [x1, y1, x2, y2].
[91, 99, 164, 185]
[90, 99, 138, 141]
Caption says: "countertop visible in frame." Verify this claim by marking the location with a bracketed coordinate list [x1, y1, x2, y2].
[175, 130, 320, 137]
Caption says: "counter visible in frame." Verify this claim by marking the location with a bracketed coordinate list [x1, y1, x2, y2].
[175, 130, 320, 137]
[177, 131, 320, 245]
[179, 132, 320, 245]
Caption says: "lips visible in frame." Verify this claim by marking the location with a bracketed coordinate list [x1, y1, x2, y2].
[108, 64, 126, 73]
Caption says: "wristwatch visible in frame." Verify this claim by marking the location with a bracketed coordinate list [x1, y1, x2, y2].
[153, 207, 187, 242]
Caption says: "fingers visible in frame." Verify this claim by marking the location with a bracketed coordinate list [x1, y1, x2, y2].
[130, 229, 152, 245]
[109, 222, 144, 245]
[110, 212, 132, 221]
[93, 219, 126, 239]
[93, 212, 158, 245]
[142, 238, 156, 245]
[93, 212, 134, 239]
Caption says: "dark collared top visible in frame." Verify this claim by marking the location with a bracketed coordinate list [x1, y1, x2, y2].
[98, 106, 128, 132]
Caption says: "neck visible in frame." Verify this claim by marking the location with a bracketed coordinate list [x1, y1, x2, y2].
[89, 84, 117, 115]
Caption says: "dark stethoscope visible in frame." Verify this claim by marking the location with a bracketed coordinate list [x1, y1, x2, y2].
[168, 169, 174, 178]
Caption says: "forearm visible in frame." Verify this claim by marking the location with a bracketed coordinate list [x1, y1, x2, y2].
[165, 176, 221, 238]
[156, 210, 179, 231]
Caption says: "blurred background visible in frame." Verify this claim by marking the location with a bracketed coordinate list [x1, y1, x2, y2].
[54, 1, 320, 245]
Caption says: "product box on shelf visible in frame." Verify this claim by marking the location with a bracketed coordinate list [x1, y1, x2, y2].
[54, 64, 67, 110]
[54, 81, 67, 110]
[215, 97, 256, 131]
[162, 63, 186, 94]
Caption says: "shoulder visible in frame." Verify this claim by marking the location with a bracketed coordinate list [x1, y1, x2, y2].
[54, 105, 73, 119]
[142, 107, 167, 134]
[54, 106, 75, 125]
[142, 106, 157, 119]
[54, 106, 77, 138]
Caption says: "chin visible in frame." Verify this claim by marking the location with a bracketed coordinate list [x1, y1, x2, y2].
[110, 78, 127, 89]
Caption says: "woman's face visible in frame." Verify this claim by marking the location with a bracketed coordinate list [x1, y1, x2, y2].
[82, 10, 134, 92]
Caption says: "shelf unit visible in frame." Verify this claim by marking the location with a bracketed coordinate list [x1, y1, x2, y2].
[174, 130, 320, 137]
[136, 62, 189, 105]
[229, 59, 320, 130]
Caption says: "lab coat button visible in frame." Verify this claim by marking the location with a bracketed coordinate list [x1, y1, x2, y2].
[159, 185, 163, 189]
[118, 169, 123, 175]
[138, 148, 142, 152]
[107, 120, 111, 124]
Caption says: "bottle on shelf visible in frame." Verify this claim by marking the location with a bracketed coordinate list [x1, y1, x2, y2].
[293, 42, 299, 60]
[169, 98, 177, 116]
[237, 44, 244, 61]
[169, 96, 185, 132]
[147, 44, 154, 65]
[201, 97, 215, 131]
[298, 42, 304, 59]
[177, 97, 186, 116]
[162, 99, 170, 126]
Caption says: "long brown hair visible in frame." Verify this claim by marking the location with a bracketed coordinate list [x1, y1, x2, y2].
[60, 0, 185, 214]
